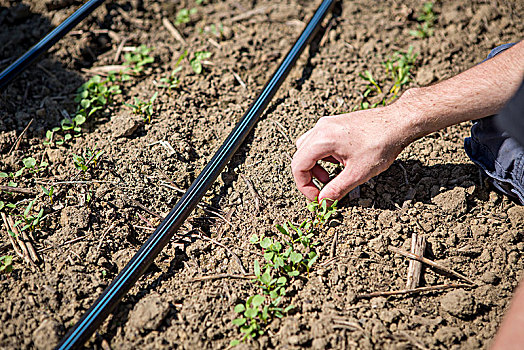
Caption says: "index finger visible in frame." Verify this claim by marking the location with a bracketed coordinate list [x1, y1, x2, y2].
[291, 145, 332, 200]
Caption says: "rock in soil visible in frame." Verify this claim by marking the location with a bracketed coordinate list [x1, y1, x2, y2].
[508, 206, 524, 227]
[32, 318, 62, 350]
[127, 293, 170, 333]
[432, 187, 468, 215]
[440, 289, 477, 319]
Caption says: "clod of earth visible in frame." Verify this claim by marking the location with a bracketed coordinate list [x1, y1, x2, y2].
[440, 289, 477, 319]
[32, 318, 63, 350]
[432, 186, 468, 215]
[127, 293, 170, 333]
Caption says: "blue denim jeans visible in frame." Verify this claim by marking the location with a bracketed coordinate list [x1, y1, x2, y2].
[464, 43, 524, 204]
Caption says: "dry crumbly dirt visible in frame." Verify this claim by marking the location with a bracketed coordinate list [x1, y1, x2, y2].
[0, 0, 523, 349]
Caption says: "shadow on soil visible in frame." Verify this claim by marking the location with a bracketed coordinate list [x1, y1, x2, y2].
[343, 159, 489, 210]
[0, 3, 115, 142]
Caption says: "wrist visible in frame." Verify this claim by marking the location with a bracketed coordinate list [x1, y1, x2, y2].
[389, 87, 429, 147]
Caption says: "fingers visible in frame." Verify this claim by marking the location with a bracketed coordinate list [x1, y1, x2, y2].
[296, 128, 313, 149]
[292, 145, 332, 201]
[318, 167, 360, 202]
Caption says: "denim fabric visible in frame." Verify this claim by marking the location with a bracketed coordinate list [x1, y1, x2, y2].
[464, 42, 524, 204]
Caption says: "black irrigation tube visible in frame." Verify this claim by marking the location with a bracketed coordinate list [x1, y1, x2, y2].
[56, 0, 335, 348]
[0, 0, 106, 91]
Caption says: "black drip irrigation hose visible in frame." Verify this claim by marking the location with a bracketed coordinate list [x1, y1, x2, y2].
[57, 0, 335, 348]
[0, 0, 106, 91]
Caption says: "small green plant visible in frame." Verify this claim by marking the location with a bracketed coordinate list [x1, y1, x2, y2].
[0, 255, 13, 274]
[124, 45, 154, 74]
[158, 70, 181, 90]
[0, 201, 16, 212]
[41, 185, 54, 204]
[0, 167, 24, 187]
[190, 51, 211, 74]
[22, 157, 48, 174]
[410, 2, 436, 38]
[355, 47, 417, 110]
[73, 147, 104, 173]
[125, 92, 158, 123]
[231, 199, 338, 345]
[200, 23, 224, 37]
[174, 8, 197, 26]
[9, 200, 44, 236]
[358, 70, 383, 110]
[158, 51, 187, 90]
[383, 46, 418, 101]
[45, 75, 121, 145]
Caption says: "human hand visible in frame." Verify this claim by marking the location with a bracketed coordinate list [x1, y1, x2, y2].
[291, 101, 414, 202]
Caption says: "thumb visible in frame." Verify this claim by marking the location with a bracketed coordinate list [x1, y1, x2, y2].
[318, 167, 359, 202]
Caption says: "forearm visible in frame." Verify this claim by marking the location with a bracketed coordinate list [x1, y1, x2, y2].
[397, 40, 524, 143]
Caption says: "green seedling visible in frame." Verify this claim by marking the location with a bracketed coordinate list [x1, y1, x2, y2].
[45, 75, 121, 145]
[175, 8, 197, 26]
[124, 45, 154, 74]
[41, 186, 54, 204]
[0, 167, 25, 187]
[383, 46, 417, 100]
[73, 147, 104, 173]
[231, 198, 337, 345]
[209, 23, 223, 37]
[159, 51, 187, 90]
[9, 200, 44, 236]
[190, 51, 211, 74]
[0, 201, 17, 212]
[200, 23, 224, 37]
[125, 92, 158, 123]
[355, 47, 418, 110]
[107, 69, 131, 83]
[0, 255, 13, 274]
[356, 70, 383, 110]
[359, 70, 382, 95]
[22, 157, 48, 174]
[410, 2, 436, 38]
[158, 70, 181, 90]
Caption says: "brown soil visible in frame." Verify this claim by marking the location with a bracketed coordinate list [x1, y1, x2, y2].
[1, 0, 523, 349]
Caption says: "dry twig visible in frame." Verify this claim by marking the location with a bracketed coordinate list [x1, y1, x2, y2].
[356, 283, 473, 299]
[190, 273, 255, 282]
[330, 230, 338, 259]
[240, 174, 261, 212]
[1, 213, 38, 269]
[114, 36, 129, 63]
[96, 223, 116, 257]
[38, 236, 86, 253]
[128, 198, 162, 219]
[0, 185, 37, 195]
[229, 6, 269, 23]
[9, 118, 33, 155]
[229, 68, 246, 89]
[389, 245, 475, 285]
[269, 118, 292, 144]
[406, 233, 426, 289]
[398, 331, 430, 350]
[1, 213, 24, 259]
[162, 18, 186, 45]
